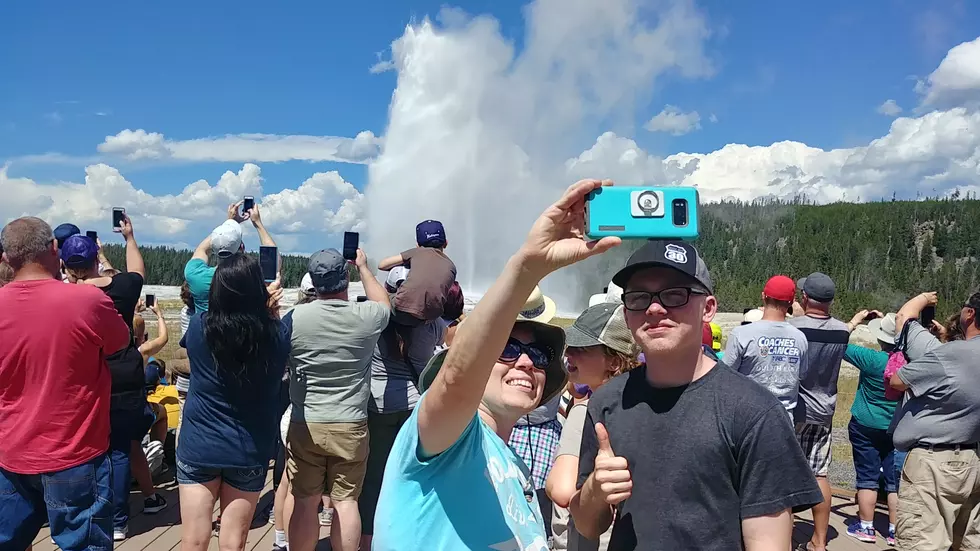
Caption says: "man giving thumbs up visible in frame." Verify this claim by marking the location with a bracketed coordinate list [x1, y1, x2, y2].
[570, 241, 823, 551]
[589, 423, 632, 506]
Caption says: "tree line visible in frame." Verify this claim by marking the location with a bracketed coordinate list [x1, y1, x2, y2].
[104, 195, 980, 319]
[577, 196, 979, 319]
[99, 246, 361, 288]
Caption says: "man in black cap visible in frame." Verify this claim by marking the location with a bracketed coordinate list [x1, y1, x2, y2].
[571, 240, 822, 551]
[790, 272, 850, 551]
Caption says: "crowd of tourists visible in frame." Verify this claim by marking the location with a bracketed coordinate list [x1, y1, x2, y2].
[0, 179, 977, 551]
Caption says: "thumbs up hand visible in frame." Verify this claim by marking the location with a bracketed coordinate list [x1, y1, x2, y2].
[592, 422, 632, 505]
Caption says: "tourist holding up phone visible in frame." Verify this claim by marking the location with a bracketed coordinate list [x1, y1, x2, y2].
[373, 179, 620, 550]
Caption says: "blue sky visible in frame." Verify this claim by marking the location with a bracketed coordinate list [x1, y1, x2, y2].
[2, 0, 980, 258]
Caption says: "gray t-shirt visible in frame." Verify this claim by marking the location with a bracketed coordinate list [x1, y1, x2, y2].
[369, 320, 445, 414]
[904, 321, 941, 361]
[285, 299, 390, 423]
[790, 315, 849, 426]
[893, 336, 980, 451]
[721, 321, 808, 417]
[553, 402, 611, 551]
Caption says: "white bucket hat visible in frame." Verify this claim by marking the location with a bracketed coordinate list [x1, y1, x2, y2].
[868, 313, 898, 345]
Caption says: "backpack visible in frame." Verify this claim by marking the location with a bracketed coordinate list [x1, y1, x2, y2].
[883, 321, 913, 401]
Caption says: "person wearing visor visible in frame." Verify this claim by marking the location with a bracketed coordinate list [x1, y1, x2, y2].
[373, 179, 620, 550]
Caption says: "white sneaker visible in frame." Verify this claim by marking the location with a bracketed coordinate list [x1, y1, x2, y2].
[318, 509, 333, 527]
[113, 526, 128, 542]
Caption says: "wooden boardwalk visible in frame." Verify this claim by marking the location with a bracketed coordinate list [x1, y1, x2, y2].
[30, 469, 333, 551]
[31, 470, 892, 551]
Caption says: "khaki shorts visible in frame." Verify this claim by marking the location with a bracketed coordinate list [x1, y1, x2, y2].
[896, 447, 980, 551]
[287, 420, 369, 501]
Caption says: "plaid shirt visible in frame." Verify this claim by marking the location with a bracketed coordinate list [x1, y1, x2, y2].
[508, 419, 562, 489]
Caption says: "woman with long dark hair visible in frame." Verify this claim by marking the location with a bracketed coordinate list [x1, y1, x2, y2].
[178, 253, 288, 551]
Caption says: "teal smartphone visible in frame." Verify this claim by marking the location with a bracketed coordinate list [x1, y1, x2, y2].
[585, 186, 700, 240]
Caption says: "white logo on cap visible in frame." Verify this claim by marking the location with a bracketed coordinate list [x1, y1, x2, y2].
[664, 244, 688, 264]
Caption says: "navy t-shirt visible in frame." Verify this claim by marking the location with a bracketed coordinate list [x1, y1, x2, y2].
[177, 312, 290, 469]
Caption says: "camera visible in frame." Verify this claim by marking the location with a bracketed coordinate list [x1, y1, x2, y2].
[672, 198, 689, 227]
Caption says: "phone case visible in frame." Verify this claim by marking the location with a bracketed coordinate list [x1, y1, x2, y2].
[585, 186, 700, 240]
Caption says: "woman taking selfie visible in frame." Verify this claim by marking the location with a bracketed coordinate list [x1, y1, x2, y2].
[178, 253, 288, 551]
[546, 302, 638, 551]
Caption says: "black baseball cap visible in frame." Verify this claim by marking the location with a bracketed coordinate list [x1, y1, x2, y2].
[612, 240, 713, 293]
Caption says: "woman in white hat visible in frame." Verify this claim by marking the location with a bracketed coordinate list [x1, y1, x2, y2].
[842, 309, 900, 546]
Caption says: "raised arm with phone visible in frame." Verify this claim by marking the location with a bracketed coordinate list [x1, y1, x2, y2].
[372, 180, 619, 550]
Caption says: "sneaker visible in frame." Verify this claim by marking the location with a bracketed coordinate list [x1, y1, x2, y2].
[268, 503, 276, 525]
[887, 528, 896, 546]
[319, 509, 333, 527]
[143, 492, 167, 514]
[272, 544, 287, 551]
[846, 522, 877, 543]
[113, 526, 128, 542]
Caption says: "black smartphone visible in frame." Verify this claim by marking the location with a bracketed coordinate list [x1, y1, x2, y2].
[920, 305, 936, 327]
[146, 294, 156, 308]
[259, 246, 278, 282]
[356, 295, 368, 303]
[343, 231, 359, 261]
[112, 208, 126, 232]
[242, 196, 255, 214]
[865, 311, 879, 321]
[86, 230, 98, 241]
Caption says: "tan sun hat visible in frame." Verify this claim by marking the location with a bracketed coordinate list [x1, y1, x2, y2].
[518, 286, 557, 324]
[418, 286, 567, 405]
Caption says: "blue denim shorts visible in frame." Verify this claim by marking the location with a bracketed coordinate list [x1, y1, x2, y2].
[848, 418, 897, 493]
[176, 460, 267, 493]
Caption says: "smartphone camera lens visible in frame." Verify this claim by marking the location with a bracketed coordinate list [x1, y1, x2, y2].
[672, 199, 688, 226]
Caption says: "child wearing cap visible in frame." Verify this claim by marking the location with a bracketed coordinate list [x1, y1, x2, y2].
[378, 220, 457, 325]
[547, 302, 639, 551]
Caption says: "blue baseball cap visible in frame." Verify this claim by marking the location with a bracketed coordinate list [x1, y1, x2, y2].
[60, 235, 99, 268]
[54, 223, 80, 248]
[416, 220, 446, 248]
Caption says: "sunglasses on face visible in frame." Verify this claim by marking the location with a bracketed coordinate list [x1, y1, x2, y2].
[499, 338, 552, 369]
[623, 287, 708, 311]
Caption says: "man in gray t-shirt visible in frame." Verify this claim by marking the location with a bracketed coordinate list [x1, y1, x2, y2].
[889, 291, 980, 551]
[723, 321, 808, 419]
[722, 275, 808, 420]
[283, 248, 390, 551]
[790, 272, 849, 551]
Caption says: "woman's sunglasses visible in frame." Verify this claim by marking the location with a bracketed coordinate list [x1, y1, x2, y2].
[499, 338, 552, 369]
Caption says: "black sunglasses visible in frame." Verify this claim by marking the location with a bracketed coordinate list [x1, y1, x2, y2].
[623, 287, 708, 311]
[499, 338, 552, 369]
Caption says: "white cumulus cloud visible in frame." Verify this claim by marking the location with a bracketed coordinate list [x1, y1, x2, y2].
[644, 105, 702, 135]
[877, 99, 903, 116]
[96, 128, 382, 164]
[0, 163, 364, 251]
[916, 35, 980, 108]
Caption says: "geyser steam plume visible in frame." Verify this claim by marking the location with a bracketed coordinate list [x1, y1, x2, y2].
[364, 0, 713, 312]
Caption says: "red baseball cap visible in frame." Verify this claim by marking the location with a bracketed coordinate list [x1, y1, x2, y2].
[763, 275, 796, 303]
